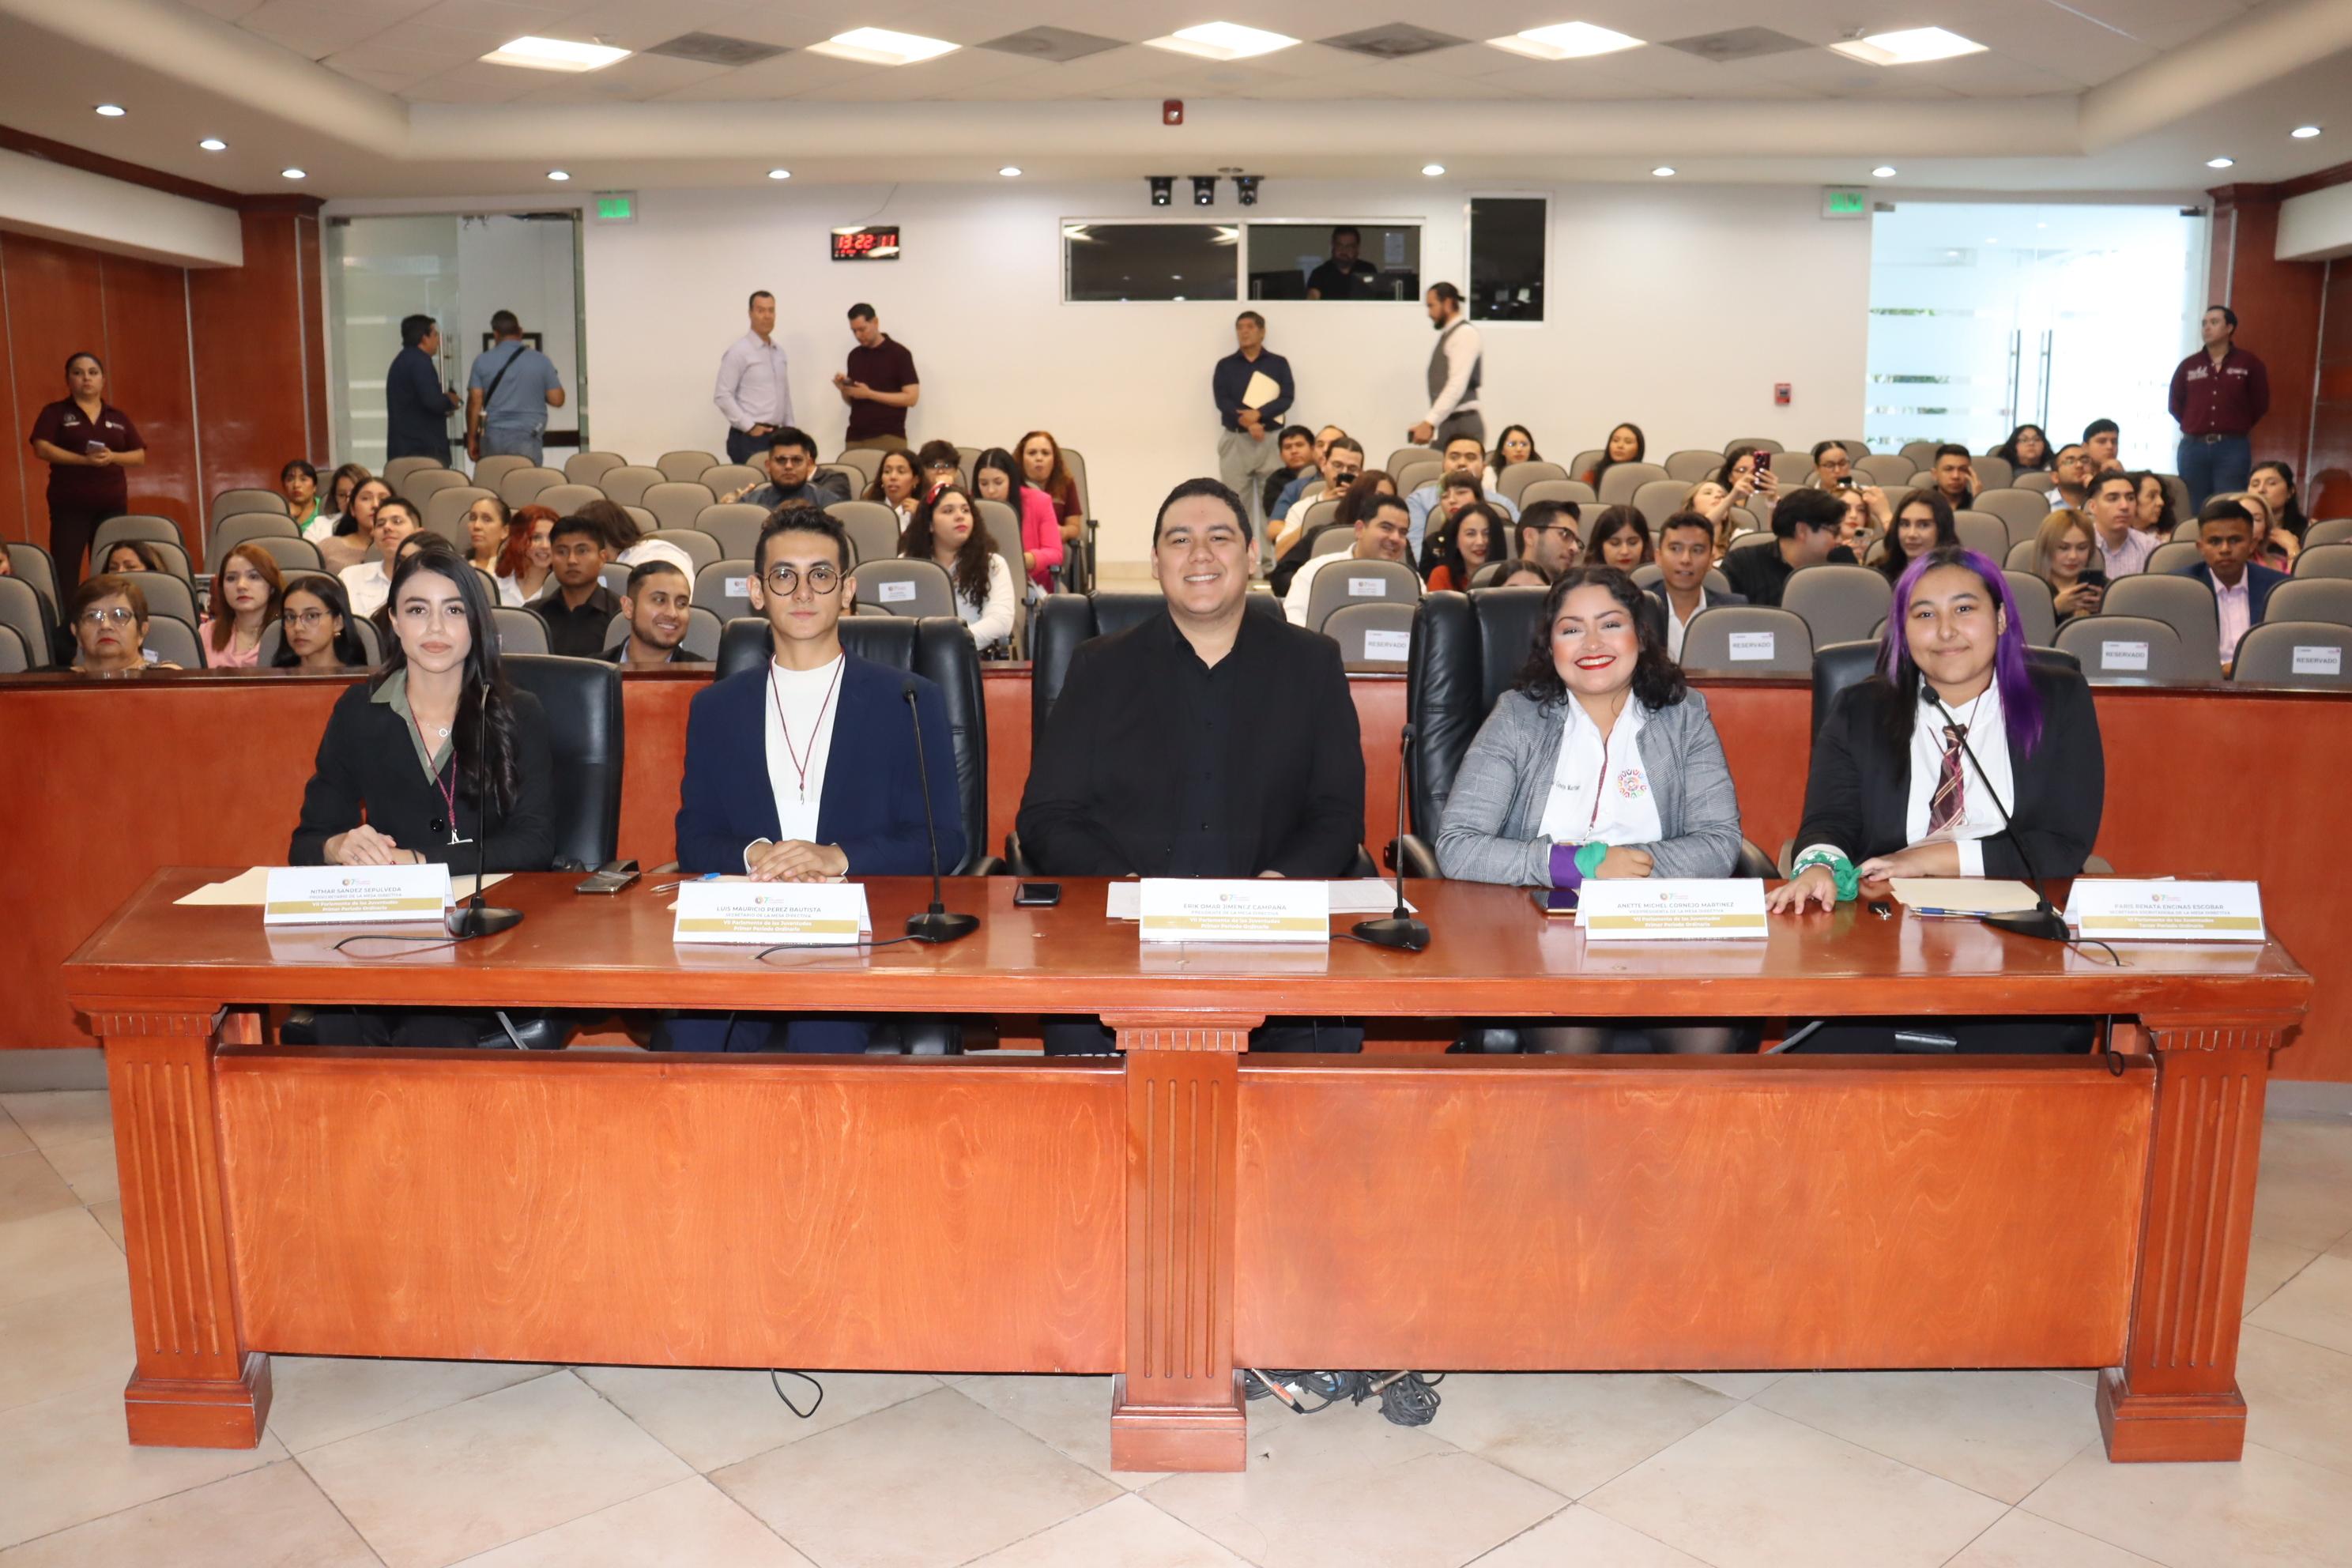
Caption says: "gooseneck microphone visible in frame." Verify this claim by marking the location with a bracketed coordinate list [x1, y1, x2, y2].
[902, 681, 978, 944]
[447, 673, 523, 940]
[1932, 697, 2067, 944]
[1352, 722, 1430, 952]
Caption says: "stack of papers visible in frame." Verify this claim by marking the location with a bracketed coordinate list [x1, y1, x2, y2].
[1888, 879, 2041, 917]
[176, 867, 507, 905]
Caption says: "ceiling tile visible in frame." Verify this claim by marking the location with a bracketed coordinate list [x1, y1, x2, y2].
[647, 47, 879, 100]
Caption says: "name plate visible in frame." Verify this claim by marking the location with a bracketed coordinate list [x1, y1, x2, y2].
[2101, 639, 2149, 673]
[1361, 628, 1412, 662]
[2064, 880, 2265, 942]
[876, 579, 918, 603]
[264, 865, 450, 925]
[2293, 644, 2343, 676]
[1138, 878, 1329, 944]
[1345, 575, 1389, 597]
[1727, 631, 1776, 662]
[673, 880, 871, 945]
[725, 575, 750, 598]
[1577, 879, 1768, 940]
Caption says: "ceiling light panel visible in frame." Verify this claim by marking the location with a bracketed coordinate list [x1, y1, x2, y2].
[1827, 28, 1985, 66]
[482, 36, 632, 73]
[1144, 23, 1299, 62]
[1487, 23, 1644, 62]
[808, 28, 959, 66]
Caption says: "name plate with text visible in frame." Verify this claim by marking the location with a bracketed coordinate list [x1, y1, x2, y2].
[673, 881, 872, 945]
[1138, 879, 1330, 944]
[1577, 879, 1768, 940]
[264, 865, 451, 925]
[2064, 880, 2265, 942]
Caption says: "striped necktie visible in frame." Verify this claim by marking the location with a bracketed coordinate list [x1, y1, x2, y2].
[1928, 722, 1967, 835]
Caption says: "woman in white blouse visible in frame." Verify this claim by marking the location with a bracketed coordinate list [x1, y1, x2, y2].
[901, 484, 1014, 654]
[462, 494, 528, 607]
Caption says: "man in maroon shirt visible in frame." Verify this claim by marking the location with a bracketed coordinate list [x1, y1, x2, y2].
[833, 303, 920, 454]
[2169, 303, 2269, 508]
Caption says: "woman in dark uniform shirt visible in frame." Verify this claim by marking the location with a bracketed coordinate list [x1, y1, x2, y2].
[28, 352, 145, 590]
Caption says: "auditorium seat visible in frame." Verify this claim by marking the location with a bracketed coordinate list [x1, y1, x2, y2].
[826, 499, 903, 570]
[598, 466, 665, 507]
[2014, 470, 2056, 495]
[700, 463, 761, 499]
[5, 542, 59, 617]
[1898, 440, 1939, 469]
[210, 488, 285, 523]
[502, 654, 624, 869]
[0, 624, 28, 673]
[1974, 489, 2048, 543]
[1724, 437, 1784, 455]
[852, 560, 956, 620]
[1385, 444, 1432, 473]
[971, 499, 1031, 656]
[256, 537, 326, 575]
[1664, 450, 1720, 483]
[1826, 438, 1871, 458]
[1598, 462, 1670, 507]
[1858, 454, 1915, 488]
[1630, 562, 1735, 595]
[599, 564, 631, 600]
[1060, 447, 1095, 522]
[1298, 498, 1342, 536]
[470, 454, 533, 494]
[383, 455, 443, 492]
[695, 504, 768, 560]
[2104, 575, 2220, 673]
[2295, 543, 2352, 579]
[1309, 527, 1355, 558]
[641, 482, 716, 534]
[0, 579, 54, 667]
[564, 450, 627, 487]
[624, 505, 658, 536]
[2146, 540, 2203, 575]
[2159, 474, 2192, 522]
[422, 488, 492, 550]
[1807, 639, 2081, 740]
[1028, 591, 1283, 736]
[206, 513, 300, 571]
[1568, 449, 1603, 480]
[2230, 621, 2352, 687]
[91, 514, 183, 558]
[1467, 561, 1514, 588]
[1494, 461, 1567, 507]
[492, 607, 550, 657]
[401, 469, 470, 507]
[816, 462, 863, 495]
[641, 529, 719, 576]
[2005, 538, 2041, 572]
[1973, 455, 2014, 491]
[692, 560, 756, 623]
[1681, 606, 1813, 673]
[497, 466, 565, 510]
[656, 450, 719, 484]
[2302, 518, 2352, 548]
[1954, 511, 2009, 560]
[1728, 529, 1777, 552]
[141, 613, 202, 669]
[1517, 478, 1596, 507]
[119, 571, 196, 628]
[1322, 601, 1415, 671]
[2003, 571, 2058, 648]
[831, 447, 884, 487]
[1393, 458, 1442, 496]
[600, 605, 722, 662]
[534, 483, 606, 518]
[2263, 577, 2352, 627]
[954, 446, 982, 488]
[1631, 480, 1687, 524]
[2055, 616, 2205, 684]
[1304, 557, 1419, 633]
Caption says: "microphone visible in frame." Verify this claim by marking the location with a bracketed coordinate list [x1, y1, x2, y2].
[1353, 722, 1430, 952]
[447, 673, 523, 939]
[901, 681, 978, 944]
[1931, 696, 2067, 944]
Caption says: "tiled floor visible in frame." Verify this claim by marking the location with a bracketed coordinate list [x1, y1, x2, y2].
[2, 1087, 2349, 1567]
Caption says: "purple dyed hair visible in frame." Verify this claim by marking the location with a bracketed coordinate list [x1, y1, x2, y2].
[1878, 546, 2044, 756]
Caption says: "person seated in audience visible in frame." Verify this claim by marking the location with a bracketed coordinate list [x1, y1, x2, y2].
[725, 428, 850, 509]
[1766, 546, 2101, 1052]
[198, 543, 284, 668]
[1682, 480, 1745, 557]
[1810, 441, 1855, 489]
[901, 483, 1016, 654]
[2177, 497, 2284, 674]
[281, 460, 322, 533]
[666, 509, 962, 1053]
[1018, 429, 1085, 548]
[1406, 433, 1517, 560]
[309, 462, 371, 541]
[1514, 499, 1581, 575]
[1488, 424, 1541, 488]
[1262, 423, 1318, 526]
[1499, 561, 1555, 588]
[1649, 510, 1746, 661]
[2085, 469, 2154, 578]
[1019, 478, 1365, 1055]
[1273, 435, 1366, 556]
[508, 503, 557, 604]
[273, 576, 371, 672]
[1414, 469, 1487, 575]
[317, 477, 393, 574]
[70, 575, 178, 673]
[1427, 500, 1504, 590]
[863, 447, 922, 530]
[2082, 418, 2121, 473]
[337, 496, 422, 620]
[1876, 489, 1958, 584]
[1717, 446, 1782, 522]
[529, 515, 621, 658]
[1717, 487, 1854, 608]
[1270, 469, 1395, 597]
[2130, 470, 2177, 537]
[1268, 424, 1343, 522]
[1438, 565, 1743, 1054]
[2046, 443, 2094, 511]
[96, 541, 165, 577]
[604, 560, 705, 668]
[972, 447, 1065, 597]
[2032, 509, 2105, 624]
[1283, 490, 1414, 625]
[461, 494, 525, 606]
[1581, 422, 1644, 489]
[1992, 424, 2052, 473]
[578, 497, 695, 580]
[915, 439, 964, 502]
[2248, 461, 2308, 545]
[1929, 444, 1978, 510]
[1836, 484, 1886, 549]
[2233, 488, 2297, 572]
[1581, 504, 1654, 570]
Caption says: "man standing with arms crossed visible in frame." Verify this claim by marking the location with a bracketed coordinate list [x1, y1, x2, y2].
[1408, 281, 1483, 450]
[2169, 303, 2270, 508]
[714, 291, 790, 466]
[1212, 310, 1296, 551]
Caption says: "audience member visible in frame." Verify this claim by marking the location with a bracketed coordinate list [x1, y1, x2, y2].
[1427, 500, 1504, 590]
[2130, 471, 2177, 537]
[1876, 489, 1958, 584]
[311, 463, 371, 541]
[915, 439, 964, 502]
[972, 447, 1065, 595]
[1213, 310, 1295, 533]
[466, 310, 565, 464]
[2170, 304, 2269, 507]
[70, 574, 175, 673]
[2082, 419, 2120, 473]
[835, 303, 920, 453]
[318, 478, 394, 574]
[1583, 422, 1645, 491]
[97, 541, 164, 577]
[509, 503, 557, 603]
[1929, 444, 1978, 509]
[2085, 470, 2154, 577]
[2046, 444, 2094, 511]
[337, 496, 420, 618]
[1683, 480, 1745, 554]
[902, 484, 1016, 653]
[1489, 424, 1541, 486]
[1409, 281, 1483, 447]
[384, 315, 457, 466]
[2247, 460, 2308, 542]
[530, 515, 621, 657]
[198, 543, 284, 668]
[28, 351, 145, 588]
[1263, 424, 1318, 525]
[2177, 497, 2282, 673]
[1717, 446, 1782, 522]
[2235, 488, 2297, 571]
[1582, 505, 1654, 570]
[1838, 483, 1892, 548]
[605, 560, 705, 668]
[281, 460, 322, 533]
[1717, 488, 1854, 607]
[1406, 434, 1517, 559]
[274, 576, 370, 672]
[1992, 424, 2051, 473]
[1306, 226, 1379, 300]
[1270, 469, 1393, 597]
[714, 289, 790, 465]
[2032, 510, 2105, 624]
[462, 495, 526, 605]
[1810, 441, 1855, 488]
[1275, 435, 1366, 554]
[1499, 561, 1555, 588]
[1650, 511, 1746, 661]
[1268, 424, 1342, 521]
[1414, 471, 1486, 576]
[1283, 490, 1412, 626]
[726, 428, 850, 508]
[863, 448, 922, 530]
[1513, 499, 1581, 575]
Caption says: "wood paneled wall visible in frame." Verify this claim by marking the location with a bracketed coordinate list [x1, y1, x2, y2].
[2207, 190, 2327, 488]
[2310, 259, 2352, 520]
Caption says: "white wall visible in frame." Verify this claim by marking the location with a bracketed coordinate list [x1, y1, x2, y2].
[580, 179, 1870, 564]
[2278, 183, 2352, 262]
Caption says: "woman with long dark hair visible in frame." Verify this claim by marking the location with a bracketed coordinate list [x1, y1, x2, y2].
[308, 463, 371, 541]
[27, 352, 146, 587]
[1581, 504, 1653, 569]
[273, 575, 371, 671]
[462, 493, 528, 605]
[971, 447, 1065, 595]
[281, 459, 322, 533]
[2129, 470, 2177, 537]
[1427, 499, 1503, 590]
[318, 477, 393, 574]
[1581, 422, 1644, 491]
[1875, 488, 1958, 582]
[1992, 424, 2051, 473]
[1488, 424, 1541, 486]
[864, 447, 922, 530]
[900, 483, 1015, 652]
[2248, 460, 2309, 542]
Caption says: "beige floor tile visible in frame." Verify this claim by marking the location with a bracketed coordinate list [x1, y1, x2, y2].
[0, 1278, 133, 1413]
[573, 1366, 937, 1474]
[1754, 1370, 2101, 1504]
[38, 1137, 115, 1206]
[1581, 1402, 2006, 1568]
[2245, 1253, 2352, 1357]
[1668, 1370, 1784, 1400]
[299, 1370, 689, 1568]
[0, 1110, 28, 1158]
[0, 1380, 285, 1549]
[454, 1477, 813, 1567]
[2244, 1238, 2318, 1315]
[1424, 1373, 1736, 1499]
[0, 1152, 79, 1226]
[2042, 1367, 2099, 1388]
[1144, 1397, 1565, 1568]
[2237, 1325, 2352, 1479]
[2251, 1120, 2352, 1252]
[1473, 1507, 1708, 1566]
[87, 1200, 125, 1251]
[2022, 1439, 2352, 1568]
[0, 1092, 113, 1152]
[0, 1459, 375, 1568]
[714, 1387, 1119, 1568]
[1942, 1510, 2163, 1566]
[269, 1355, 565, 1453]
[966, 1494, 1251, 1567]
[953, 1374, 1167, 1490]
[0, 1208, 126, 1306]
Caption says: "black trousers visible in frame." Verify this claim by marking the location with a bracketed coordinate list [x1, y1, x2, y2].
[725, 428, 762, 466]
[1042, 1017, 1363, 1054]
[301, 1008, 499, 1049]
[658, 1012, 873, 1053]
[48, 501, 121, 591]
[1785, 1016, 2096, 1054]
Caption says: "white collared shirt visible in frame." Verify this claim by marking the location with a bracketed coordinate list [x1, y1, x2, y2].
[760, 654, 844, 854]
[1904, 684, 2013, 876]
[2214, 574, 2252, 664]
[1538, 699, 1662, 848]
[1664, 597, 1697, 662]
[714, 330, 791, 432]
[340, 560, 390, 619]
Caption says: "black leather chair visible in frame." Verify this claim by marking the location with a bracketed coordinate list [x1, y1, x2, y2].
[503, 654, 625, 871]
[1808, 640, 2081, 740]
[715, 615, 1000, 875]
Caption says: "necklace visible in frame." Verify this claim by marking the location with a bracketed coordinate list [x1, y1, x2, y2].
[768, 658, 844, 805]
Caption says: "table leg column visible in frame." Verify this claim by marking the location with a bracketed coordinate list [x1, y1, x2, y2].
[96, 1012, 270, 1449]
[2098, 1016, 2285, 1462]
[1106, 1013, 1258, 1473]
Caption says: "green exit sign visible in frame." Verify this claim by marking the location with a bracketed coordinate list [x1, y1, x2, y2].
[593, 192, 636, 223]
[1822, 188, 1869, 219]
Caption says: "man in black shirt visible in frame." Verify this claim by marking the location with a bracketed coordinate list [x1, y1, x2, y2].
[530, 515, 620, 657]
[724, 428, 850, 510]
[1717, 487, 1855, 608]
[602, 560, 707, 667]
[384, 314, 458, 464]
[1306, 227, 1379, 300]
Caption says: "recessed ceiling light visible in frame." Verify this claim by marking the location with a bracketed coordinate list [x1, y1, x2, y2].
[2207, 156, 2236, 168]
[808, 27, 959, 66]
[94, 104, 125, 117]
[767, 168, 790, 180]
[1422, 163, 1446, 176]
[1871, 165, 1897, 178]
[1488, 22, 1644, 62]
[546, 170, 570, 181]
[281, 168, 307, 180]
[482, 36, 630, 72]
[1830, 28, 1986, 66]
[1145, 22, 1298, 61]
[998, 166, 1022, 177]
[2292, 125, 2322, 139]
[1652, 166, 1675, 177]
[198, 138, 227, 153]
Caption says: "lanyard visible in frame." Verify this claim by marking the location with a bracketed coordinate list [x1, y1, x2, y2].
[412, 708, 460, 843]
[769, 658, 844, 805]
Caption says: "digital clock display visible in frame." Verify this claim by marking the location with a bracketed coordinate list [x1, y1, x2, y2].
[831, 225, 902, 261]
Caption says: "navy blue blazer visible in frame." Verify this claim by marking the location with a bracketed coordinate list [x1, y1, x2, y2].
[675, 653, 964, 876]
[2173, 559, 2287, 624]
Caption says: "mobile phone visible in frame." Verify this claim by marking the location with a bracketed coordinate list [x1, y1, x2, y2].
[1529, 887, 1578, 916]
[1014, 881, 1062, 907]
[575, 860, 640, 895]
[1752, 450, 1771, 474]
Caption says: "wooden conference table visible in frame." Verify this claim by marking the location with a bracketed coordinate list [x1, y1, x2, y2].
[66, 871, 2309, 1472]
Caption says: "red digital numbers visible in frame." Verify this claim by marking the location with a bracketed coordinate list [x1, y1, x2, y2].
[831, 227, 899, 261]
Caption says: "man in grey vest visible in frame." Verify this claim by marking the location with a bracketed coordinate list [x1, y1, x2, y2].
[1408, 281, 1483, 449]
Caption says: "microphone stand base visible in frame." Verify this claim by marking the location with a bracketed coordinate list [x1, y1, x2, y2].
[447, 906, 524, 939]
[1351, 915, 1430, 952]
[906, 910, 980, 944]
[1982, 906, 2071, 944]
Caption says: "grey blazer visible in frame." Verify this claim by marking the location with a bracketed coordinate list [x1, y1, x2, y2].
[1434, 687, 1743, 886]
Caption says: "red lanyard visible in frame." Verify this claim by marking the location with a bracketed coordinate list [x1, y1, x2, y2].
[412, 708, 459, 842]
[769, 658, 844, 805]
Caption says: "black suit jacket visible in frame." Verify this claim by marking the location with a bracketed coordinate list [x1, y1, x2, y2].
[1016, 609, 1365, 877]
[289, 681, 554, 869]
[1795, 665, 2102, 879]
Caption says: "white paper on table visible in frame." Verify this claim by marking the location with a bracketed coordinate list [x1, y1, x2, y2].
[178, 866, 509, 906]
[1240, 370, 1282, 409]
[1106, 879, 1413, 920]
[1887, 877, 2041, 916]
